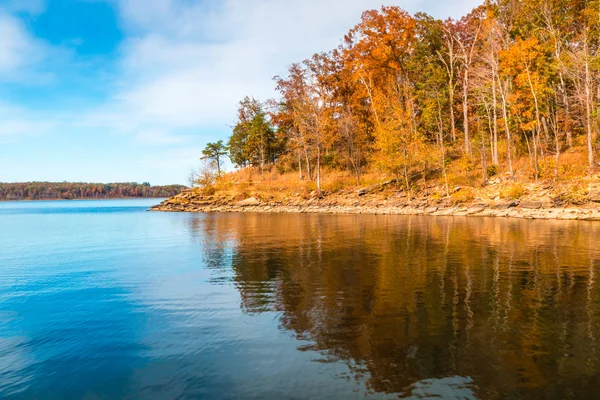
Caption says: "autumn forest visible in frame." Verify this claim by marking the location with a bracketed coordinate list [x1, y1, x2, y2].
[0, 182, 187, 201]
[220, 0, 600, 199]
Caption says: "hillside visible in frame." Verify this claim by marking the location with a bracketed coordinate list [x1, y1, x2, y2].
[157, 1, 600, 221]
[151, 163, 600, 221]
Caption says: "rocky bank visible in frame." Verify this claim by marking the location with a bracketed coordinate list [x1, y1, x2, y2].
[150, 182, 600, 221]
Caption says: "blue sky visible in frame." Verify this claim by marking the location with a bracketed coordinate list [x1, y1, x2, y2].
[0, 0, 479, 185]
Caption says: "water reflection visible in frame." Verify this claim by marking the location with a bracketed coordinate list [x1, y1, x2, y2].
[189, 214, 600, 399]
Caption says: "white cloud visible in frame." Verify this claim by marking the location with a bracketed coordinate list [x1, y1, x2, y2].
[0, 103, 57, 138]
[85, 0, 481, 141]
[0, 13, 45, 75]
[0, 0, 482, 184]
[135, 129, 188, 145]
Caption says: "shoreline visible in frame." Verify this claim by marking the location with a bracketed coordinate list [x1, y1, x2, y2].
[150, 192, 600, 221]
[0, 197, 168, 202]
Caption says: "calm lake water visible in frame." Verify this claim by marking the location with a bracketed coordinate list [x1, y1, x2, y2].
[1, 199, 600, 399]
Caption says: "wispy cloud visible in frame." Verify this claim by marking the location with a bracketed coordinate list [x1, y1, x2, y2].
[0, 0, 482, 184]
[0, 12, 46, 77]
[90, 0, 482, 136]
[0, 103, 58, 138]
[135, 129, 188, 145]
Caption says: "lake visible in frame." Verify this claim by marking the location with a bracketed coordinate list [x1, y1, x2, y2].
[1, 199, 600, 399]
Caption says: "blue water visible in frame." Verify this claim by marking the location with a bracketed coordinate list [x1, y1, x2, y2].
[0, 200, 374, 399]
[3, 199, 600, 399]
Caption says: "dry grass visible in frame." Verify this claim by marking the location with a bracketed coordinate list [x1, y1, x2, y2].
[197, 144, 600, 206]
[555, 182, 589, 205]
[209, 167, 391, 202]
[451, 187, 476, 204]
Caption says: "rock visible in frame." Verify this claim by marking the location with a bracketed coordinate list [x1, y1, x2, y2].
[235, 197, 260, 207]
[191, 201, 212, 206]
[541, 199, 555, 209]
[507, 209, 521, 218]
[466, 205, 487, 215]
[589, 192, 600, 203]
[436, 208, 456, 216]
[424, 206, 438, 214]
[581, 212, 600, 221]
[492, 201, 518, 209]
[520, 201, 542, 209]
[559, 213, 579, 220]
[357, 179, 399, 196]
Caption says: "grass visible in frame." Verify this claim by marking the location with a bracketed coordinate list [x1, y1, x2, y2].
[194, 143, 600, 207]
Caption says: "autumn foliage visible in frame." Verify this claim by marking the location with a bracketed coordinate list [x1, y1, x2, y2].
[228, 1, 600, 197]
[0, 182, 186, 201]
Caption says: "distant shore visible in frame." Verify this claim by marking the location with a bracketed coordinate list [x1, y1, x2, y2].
[150, 189, 600, 221]
[0, 182, 186, 202]
[0, 197, 167, 202]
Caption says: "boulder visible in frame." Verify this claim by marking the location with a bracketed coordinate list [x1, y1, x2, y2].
[491, 200, 518, 209]
[235, 197, 260, 207]
[357, 179, 401, 196]
[466, 205, 487, 215]
[520, 201, 542, 209]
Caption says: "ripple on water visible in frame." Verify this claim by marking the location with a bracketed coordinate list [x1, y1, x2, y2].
[1, 202, 600, 399]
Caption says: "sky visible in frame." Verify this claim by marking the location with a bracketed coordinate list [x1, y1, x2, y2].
[0, 0, 481, 185]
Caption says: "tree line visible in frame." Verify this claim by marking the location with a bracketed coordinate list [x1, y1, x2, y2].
[0, 182, 186, 201]
[215, 0, 600, 197]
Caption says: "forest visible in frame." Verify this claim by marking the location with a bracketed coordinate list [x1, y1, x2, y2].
[0, 182, 186, 201]
[213, 0, 600, 200]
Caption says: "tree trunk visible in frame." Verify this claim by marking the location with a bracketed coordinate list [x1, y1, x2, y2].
[552, 108, 560, 180]
[260, 146, 265, 181]
[403, 148, 411, 204]
[560, 74, 572, 148]
[525, 63, 542, 179]
[437, 101, 450, 196]
[360, 74, 381, 128]
[303, 147, 312, 180]
[491, 67, 499, 165]
[498, 77, 514, 177]
[449, 80, 456, 142]
[463, 69, 471, 156]
[585, 55, 595, 168]
[316, 145, 321, 194]
[480, 119, 488, 185]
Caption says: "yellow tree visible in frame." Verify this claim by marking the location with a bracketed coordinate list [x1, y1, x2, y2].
[501, 37, 553, 179]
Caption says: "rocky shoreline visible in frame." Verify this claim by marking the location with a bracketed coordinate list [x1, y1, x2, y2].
[150, 189, 600, 221]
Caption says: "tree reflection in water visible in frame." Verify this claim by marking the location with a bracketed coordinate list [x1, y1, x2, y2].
[188, 213, 600, 399]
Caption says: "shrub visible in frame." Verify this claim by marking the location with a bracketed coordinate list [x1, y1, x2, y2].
[486, 164, 498, 177]
[556, 184, 588, 205]
[501, 183, 526, 200]
[202, 185, 216, 196]
[451, 187, 475, 204]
